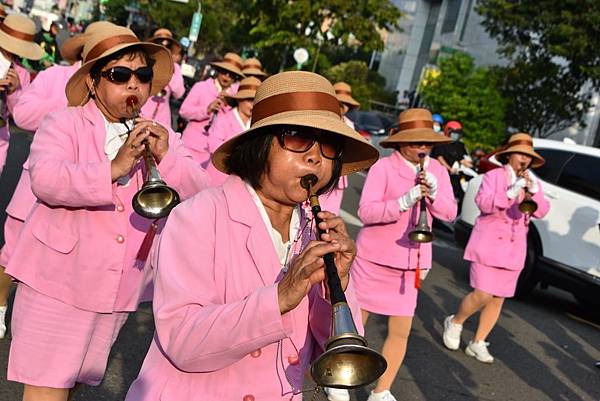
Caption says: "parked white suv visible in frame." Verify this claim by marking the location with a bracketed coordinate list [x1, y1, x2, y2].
[454, 139, 600, 306]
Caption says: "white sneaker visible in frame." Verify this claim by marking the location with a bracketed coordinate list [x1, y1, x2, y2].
[367, 390, 397, 401]
[442, 315, 463, 350]
[324, 387, 350, 401]
[465, 340, 494, 363]
[0, 305, 7, 339]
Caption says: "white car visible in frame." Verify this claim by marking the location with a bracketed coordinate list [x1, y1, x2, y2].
[454, 139, 600, 306]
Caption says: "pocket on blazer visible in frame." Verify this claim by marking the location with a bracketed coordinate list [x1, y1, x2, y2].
[31, 220, 79, 254]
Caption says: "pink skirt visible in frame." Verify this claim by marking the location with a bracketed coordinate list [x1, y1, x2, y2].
[470, 262, 521, 298]
[0, 215, 25, 267]
[8, 284, 129, 388]
[351, 255, 422, 317]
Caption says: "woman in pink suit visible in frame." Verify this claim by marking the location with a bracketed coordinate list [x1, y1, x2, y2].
[352, 109, 456, 401]
[0, 21, 115, 340]
[125, 71, 379, 401]
[320, 82, 359, 215]
[140, 28, 186, 129]
[442, 133, 550, 363]
[5, 25, 208, 401]
[0, 14, 42, 176]
[205, 76, 260, 186]
[179, 52, 243, 166]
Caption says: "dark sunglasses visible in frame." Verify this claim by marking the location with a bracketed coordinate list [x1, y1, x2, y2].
[216, 68, 240, 80]
[101, 66, 154, 84]
[277, 127, 344, 160]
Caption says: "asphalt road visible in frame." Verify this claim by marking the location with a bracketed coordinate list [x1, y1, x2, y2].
[0, 131, 599, 401]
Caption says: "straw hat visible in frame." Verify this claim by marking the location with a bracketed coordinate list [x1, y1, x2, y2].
[0, 14, 44, 60]
[65, 24, 173, 107]
[242, 57, 267, 78]
[380, 108, 451, 148]
[227, 76, 261, 101]
[210, 52, 245, 78]
[333, 82, 359, 108]
[212, 71, 379, 176]
[0, 6, 7, 21]
[148, 28, 182, 51]
[60, 21, 116, 64]
[495, 133, 545, 168]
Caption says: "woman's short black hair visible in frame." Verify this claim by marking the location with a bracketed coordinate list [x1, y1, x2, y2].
[90, 45, 156, 84]
[224, 128, 343, 195]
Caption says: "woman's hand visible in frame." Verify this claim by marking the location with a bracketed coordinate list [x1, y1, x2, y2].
[0, 68, 20, 95]
[110, 127, 150, 181]
[132, 118, 169, 162]
[418, 170, 432, 198]
[277, 212, 356, 314]
[207, 96, 225, 114]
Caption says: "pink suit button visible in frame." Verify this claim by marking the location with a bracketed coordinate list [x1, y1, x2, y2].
[250, 349, 261, 358]
[243, 395, 255, 401]
[287, 354, 300, 365]
[116, 204, 124, 212]
[116, 235, 125, 243]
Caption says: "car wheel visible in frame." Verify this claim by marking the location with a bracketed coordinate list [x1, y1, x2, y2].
[515, 230, 540, 298]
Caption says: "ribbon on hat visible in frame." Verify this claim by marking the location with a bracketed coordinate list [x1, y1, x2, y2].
[238, 83, 260, 92]
[223, 56, 243, 70]
[0, 22, 34, 42]
[86, 35, 140, 62]
[243, 62, 262, 70]
[251, 91, 341, 124]
[505, 139, 533, 148]
[335, 89, 353, 97]
[398, 120, 434, 131]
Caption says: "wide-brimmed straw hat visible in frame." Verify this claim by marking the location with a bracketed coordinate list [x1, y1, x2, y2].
[242, 57, 268, 78]
[380, 108, 451, 148]
[333, 82, 360, 108]
[212, 71, 379, 176]
[60, 21, 116, 64]
[65, 25, 173, 107]
[148, 28, 182, 51]
[495, 133, 545, 168]
[226, 76, 261, 102]
[0, 14, 44, 60]
[210, 52, 245, 78]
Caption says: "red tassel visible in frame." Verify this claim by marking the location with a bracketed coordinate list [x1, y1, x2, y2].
[415, 247, 421, 289]
[136, 221, 158, 262]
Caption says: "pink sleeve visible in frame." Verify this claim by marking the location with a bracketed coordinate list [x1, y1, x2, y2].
[12, 68, 60, 131]
[357, 160, 404, 224]
[531, 181, 551, 219]
[156, 129, 210, 200]
[475, 169, 510, 214]
[179, 80, 212, 122]
[428, 167, 457, 221]
[206, 114, 227, 154]
[169, 63, 185, 99]
[6, 65, 31, 114]
[28, 111, 114, 207]
[152, 196, 293, 373]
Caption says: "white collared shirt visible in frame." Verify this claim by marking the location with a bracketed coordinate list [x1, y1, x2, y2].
[102, 114, 134, 186]
[400, 153, 429, 174]
[245, 183, 301, 270]
[233, 107, 251, 131]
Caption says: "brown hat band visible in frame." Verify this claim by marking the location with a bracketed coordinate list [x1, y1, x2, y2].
[223, 56, 243, 70]
[243, 62, 262, 70]
[399, 120, 433, 131]
[335, 89, 353, 97]
[0, 22, 34, 42]
[238, 84, 260, 91]
[505, 139, 533, 148]
[252, 91, 341, 124]
[86, 35, 140, 62]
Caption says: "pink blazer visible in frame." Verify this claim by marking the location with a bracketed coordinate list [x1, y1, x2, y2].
[5, 101, 209, 312]
[205, 107, 246, 186]
[140, 63, 185, 129]
[125, 176, 363, 401]
[464, 165, 550, 270]
[356, 152, 457, 269]
[7, 63, 80, 221]
[179, 78, 238, 156]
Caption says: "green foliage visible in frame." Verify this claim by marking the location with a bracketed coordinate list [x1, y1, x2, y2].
[476, 0, 600, 136]
[323, 60, 397, 109]
[419, 53, 507, 150]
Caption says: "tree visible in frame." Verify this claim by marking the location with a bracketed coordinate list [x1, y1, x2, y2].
[476, 0, 600, 136]
[323, 60, 397, 109]
[419, 53, 507, 150]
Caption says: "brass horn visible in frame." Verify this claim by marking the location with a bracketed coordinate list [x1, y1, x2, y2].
[124, 96, 180, 219]
[408, 153, 434, 243]
[300, 174, 387, 389]
[517, 169, 538, 215]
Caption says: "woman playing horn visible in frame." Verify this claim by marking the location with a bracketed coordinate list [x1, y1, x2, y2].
[351, 108, 456, 401]
[5, 25, 208, 401]
[442, 133, 549, 363]
[125, 71, 378, 401]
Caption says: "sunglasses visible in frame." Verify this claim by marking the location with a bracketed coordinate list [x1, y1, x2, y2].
[216, 68, 240, 80]
[277, 127, 344, 160]
[101, 66, 153, 84]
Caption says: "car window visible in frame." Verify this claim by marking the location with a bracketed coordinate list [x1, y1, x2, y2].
[556, 154, 600, 201]
[358, 113, 384, 129]
[534, 148, 573, 184]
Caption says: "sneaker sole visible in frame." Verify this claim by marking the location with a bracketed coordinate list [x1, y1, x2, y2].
[443, 335, 460, 351]
[465, 347, 494, 363]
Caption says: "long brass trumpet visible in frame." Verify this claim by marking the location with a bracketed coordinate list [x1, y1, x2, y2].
[408, 153, 434, 243]
[518, 171, 538, 215]
[124, 96, 180, 219]
[300, 174, 386, 389]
